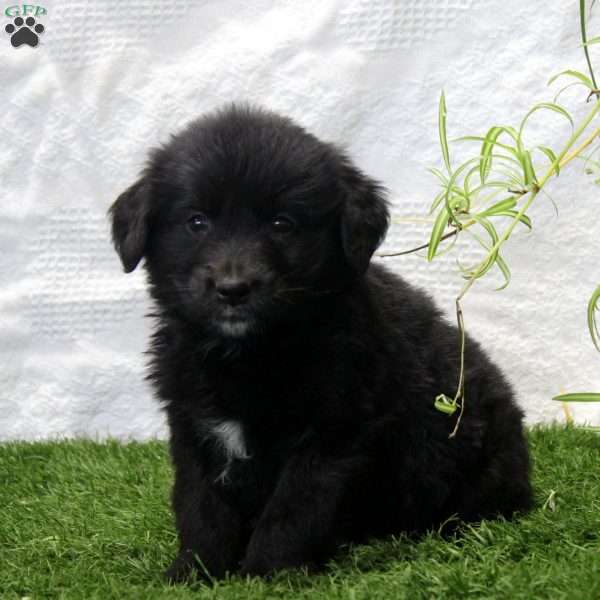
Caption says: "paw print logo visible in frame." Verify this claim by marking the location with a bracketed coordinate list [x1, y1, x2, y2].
[5, 16, 45, 48]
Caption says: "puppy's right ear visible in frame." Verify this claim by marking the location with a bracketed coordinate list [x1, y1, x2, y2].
[108, 178, 153, 273]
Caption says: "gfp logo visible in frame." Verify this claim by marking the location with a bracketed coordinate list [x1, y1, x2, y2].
[4, 4, 46, 47]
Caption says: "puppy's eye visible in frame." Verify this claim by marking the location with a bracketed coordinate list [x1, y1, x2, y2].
[187, 213, 210, 234]
[271, 215, 296, 234]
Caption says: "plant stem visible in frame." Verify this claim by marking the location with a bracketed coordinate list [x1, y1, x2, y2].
[377, 230, 458, 258]
[581, 0, 599, 91]
[448, 295, 467, 438]
[559, 125, 600, 170]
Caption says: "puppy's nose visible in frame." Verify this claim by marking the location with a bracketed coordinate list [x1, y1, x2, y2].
[216, 277, 252, 305]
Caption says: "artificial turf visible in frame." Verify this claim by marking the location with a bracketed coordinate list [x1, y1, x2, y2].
[0, 425, 598, 600]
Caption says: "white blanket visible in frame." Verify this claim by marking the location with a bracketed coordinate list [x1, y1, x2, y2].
[1, 0, 598, 439]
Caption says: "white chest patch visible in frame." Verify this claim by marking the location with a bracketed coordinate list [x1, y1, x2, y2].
[210, 419, 249, 460]
[208, 419, 250, 483]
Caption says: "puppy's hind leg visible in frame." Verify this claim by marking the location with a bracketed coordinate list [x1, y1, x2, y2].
[455, 408, 533, 523]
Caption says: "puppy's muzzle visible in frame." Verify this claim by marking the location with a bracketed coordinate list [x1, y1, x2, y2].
[215, 276, 253, 306]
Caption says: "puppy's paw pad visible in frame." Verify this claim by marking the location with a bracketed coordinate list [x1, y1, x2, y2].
[5, 16, 44, 47]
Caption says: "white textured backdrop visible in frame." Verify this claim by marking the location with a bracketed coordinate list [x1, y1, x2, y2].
[1, 0, 598, 440]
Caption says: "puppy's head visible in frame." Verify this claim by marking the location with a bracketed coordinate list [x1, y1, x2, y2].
[109, 105, 389, 338]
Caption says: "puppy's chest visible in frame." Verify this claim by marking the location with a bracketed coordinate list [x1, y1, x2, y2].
[196, 415, 274, 484]
[192, 363, 315, 484]
[196, 416, 285, 515]
[203, 418, 250, 483]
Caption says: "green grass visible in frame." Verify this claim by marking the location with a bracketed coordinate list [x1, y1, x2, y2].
[1, 426, 599, 599]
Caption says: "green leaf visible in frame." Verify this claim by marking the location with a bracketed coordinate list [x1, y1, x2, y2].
[480, 126, 523, 185]
[495, 253, 511, 290]
[498, 125, 521, 144]
[468, 185, 510, 208]
[496, 210, 533, 230]
[443, 157, 481, 228]
[454, 135, 516, 154]
[463, 164, 481, 199]
[547, 69, 594, 89]
[431, 228, 459, 258]
[471, 181, 521, 193]
[543, 190, 560, 217]
[583, 35, 600, 45]
[488, 152, 526, 170]
[497, 167, 526, 188]
[478, 197, 518, 217]
[588, 283, 600, 352]
[428, 206, 451, 261]
[474, 254, 498, 280]
[464, 219, 512, 289]
[473, 215, 499, 244]
[428, 167, 449, 185]
[553, 80, 590, 103]
[439, 91, 451, 174]
[536, 146, 560, 176]
[430, 190, 446, 214]
[519, 150, 537, 187]
[552, 393, 600, 402]
[519, 102, 574, 139]
[434, 394, 458, 415]
[455, 136, 529, 191]
[480, 127, 505, 184]
[468, 216, 501, 280]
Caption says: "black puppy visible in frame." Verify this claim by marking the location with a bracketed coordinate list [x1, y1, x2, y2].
[109, 105, 532, 581]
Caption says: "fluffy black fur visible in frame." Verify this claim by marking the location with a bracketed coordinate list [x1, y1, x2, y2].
[109, 105, 532, 581]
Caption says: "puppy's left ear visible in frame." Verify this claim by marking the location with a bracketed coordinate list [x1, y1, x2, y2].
[340, 166, 390, 274]
[108, 178, 154, 273]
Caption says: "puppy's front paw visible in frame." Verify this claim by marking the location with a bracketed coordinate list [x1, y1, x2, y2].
[239, 558, 275, 579]
[164, 550, 199, 583]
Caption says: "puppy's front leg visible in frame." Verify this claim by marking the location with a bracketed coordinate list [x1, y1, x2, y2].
[166, 436, 246, 581]
[240, 442, 363, 577]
